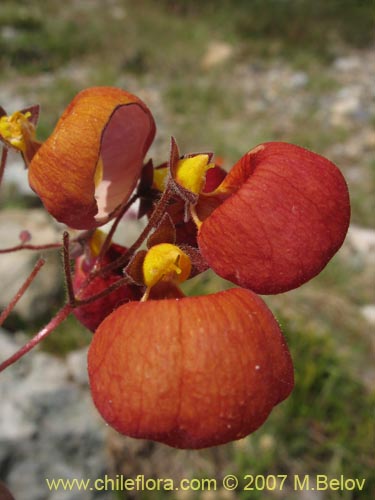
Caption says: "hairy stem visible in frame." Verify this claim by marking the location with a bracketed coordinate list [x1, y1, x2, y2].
[93, 183, 174, 278]
[128, 184, 173, 255]
[75, 275, 135, 306]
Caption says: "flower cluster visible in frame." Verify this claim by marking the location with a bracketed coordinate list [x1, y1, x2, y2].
[0, 87, 350, 449]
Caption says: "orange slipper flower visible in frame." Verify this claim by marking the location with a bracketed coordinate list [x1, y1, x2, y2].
[0, 88, 352, 454]
[28, 87, 155, 229]
[197, 142, 350, 294]
[88, 287, 294, 449]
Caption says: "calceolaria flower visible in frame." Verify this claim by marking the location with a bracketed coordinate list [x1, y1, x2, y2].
[88, 287, 294, 449]
[196, 142, 350, 293]
[0, 86, 351, 450]
[28, 87, 155, 229]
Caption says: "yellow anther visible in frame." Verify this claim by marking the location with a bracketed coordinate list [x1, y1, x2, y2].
[142, 243, 191, 289]
[89, 229, 107, 257]
[153, 165, 169, 192]
[175, 154, 214, 194]
[0, 111, 34, 152]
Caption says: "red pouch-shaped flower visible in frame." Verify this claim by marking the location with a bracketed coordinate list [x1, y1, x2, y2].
[28, 87, 155, 229]
[88, 287, 294, 449]
[197, 142, 350, 294]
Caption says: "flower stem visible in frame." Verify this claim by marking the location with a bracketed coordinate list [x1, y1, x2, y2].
[97, 193, 139, 265]
[0, 258, 45, 327]
[129, 184, 174, 254]
[92, 183, 174, 278]
[75, 275, 134, 306]
[0, 242, 62, 254]
[0, 303, 72, 373]
[0, 146, 8, 188]
[0, 230, 93, 254]
[62, 232, 76, 306]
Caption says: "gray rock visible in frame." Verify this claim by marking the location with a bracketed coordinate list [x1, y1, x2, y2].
[0, 330, 111, 500]
[201, 41, 233, 69]
[330, 85, 368, 126]
[2, 151, 36, 196]
[360, 305, 375, 325]
[288, 71, 309, 89]
[0, 93, 27, 116]
[346, 225, 375, 265]
[66, 347, 90, 387]
[334, 56, 361, 72]
[0, 209, 62, 322]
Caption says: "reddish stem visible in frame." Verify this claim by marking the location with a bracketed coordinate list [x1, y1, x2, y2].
[62, 232, 76, 306]
[0, 230, 94, 255]
[75, 275, 134, 306]
[93, 183, 174, 278]
[0, 147, 8, 187]
[128, 184, 173, 255]
[0, 242, 62, 254]
[0, 161, 175, 372]
[97, 193, 139, 264]
[0, 258, 45, 327]
[0, 303, 72, 373]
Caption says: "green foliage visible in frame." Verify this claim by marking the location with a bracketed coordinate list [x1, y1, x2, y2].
[349, 158, 375, 228]
[3, 290, 92, 357]
[158, 0, 374, 61]
[231, 321, 375, 499]
[234, 0, 373, 58]
[0, 185, 42, 210]
[0, 1, 101, 73]
[39, 313, 92, 356]
[1, 0, 373, 75]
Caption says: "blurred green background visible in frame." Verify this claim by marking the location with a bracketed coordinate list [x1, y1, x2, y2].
[0, 0, 374, 498]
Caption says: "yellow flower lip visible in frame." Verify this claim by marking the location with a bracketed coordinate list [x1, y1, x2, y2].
[152, 165, 169, 192]
[0, 111, 34, 152]
[142, 243, 192, 289]
[175, 154, 214, 194]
